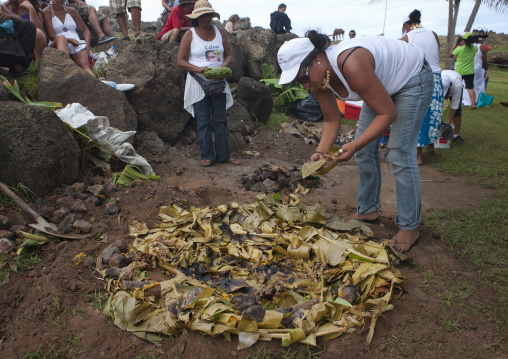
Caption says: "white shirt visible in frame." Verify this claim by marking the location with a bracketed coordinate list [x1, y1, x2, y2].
[183, 25, 233, 116]
[324, 36, 424, 101]
[442, 70, 462, 110]
[407, 27, 441, 74]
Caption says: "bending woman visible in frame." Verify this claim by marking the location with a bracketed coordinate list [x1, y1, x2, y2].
[4, 0, 47, 60]
[176, 0, 239, 167]
[277, 31, 433, 252]
[42, 0, 93, 76]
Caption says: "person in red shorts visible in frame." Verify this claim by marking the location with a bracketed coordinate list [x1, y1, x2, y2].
[157, 0, 195, 43]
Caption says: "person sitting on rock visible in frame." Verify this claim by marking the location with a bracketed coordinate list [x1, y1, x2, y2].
[3, 0, 47, 60]
[0, 4, 36, 74]
[42, 0, 94, 75]
[159, 0, 178, 28]
[109, 0, 142, 40]
[270, 3, 291, 35]
[225, 14, 238, 35]
[157, 0, 195, 42]
[66, 0, 116, 44]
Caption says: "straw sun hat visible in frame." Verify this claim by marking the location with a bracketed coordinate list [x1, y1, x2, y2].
[186, 0, 220, 20]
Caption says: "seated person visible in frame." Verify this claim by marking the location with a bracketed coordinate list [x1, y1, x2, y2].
[3, 0, 46, 60]
[66, 0, 116, 44]
[0, 4, 36, 74]
[225, 14, 238, 35]
[160, 0, 179, 27]
[157, 0, 194, 42]
[42, 0, 94, 76]
[270, 3, 291, 35]
[349, 29, 356, 39]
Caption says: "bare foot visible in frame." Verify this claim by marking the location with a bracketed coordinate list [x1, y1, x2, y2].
[351, 210, 379, 223]
[389, 229, 420, 253]
[417, 147, 423, 165]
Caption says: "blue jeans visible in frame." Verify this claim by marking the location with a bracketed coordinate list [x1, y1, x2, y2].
[354, 63, 433, 230]
[193, 93, 231, 162]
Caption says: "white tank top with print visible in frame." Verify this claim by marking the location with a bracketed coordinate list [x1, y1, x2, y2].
[188, 25, 224, 69]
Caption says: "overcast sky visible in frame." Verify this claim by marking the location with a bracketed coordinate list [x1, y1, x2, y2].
[87, 0, 507, 38]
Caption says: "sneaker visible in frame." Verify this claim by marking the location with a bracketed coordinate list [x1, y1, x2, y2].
[98, 35, 117, 45]
[453, 135, 464, 145]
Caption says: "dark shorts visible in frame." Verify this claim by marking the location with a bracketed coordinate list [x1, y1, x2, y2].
[462, 74, 474, 89]
[450, 91, 463, 117]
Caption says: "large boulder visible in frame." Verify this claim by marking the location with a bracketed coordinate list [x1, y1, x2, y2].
[235, 77, 273, 124]
[0, 84, 8, 101]
[105, 36, 191, 145]
[240, 27, 278, 80]
[226, 102, 255, 136]
[38, 48, 137, 131]
[227, 35, 247, 83]
[0, 102, 80, 197]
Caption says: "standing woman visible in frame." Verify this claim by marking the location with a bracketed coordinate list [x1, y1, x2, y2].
[450, 32, 478, 109]
[42, 0, 93, 76]
[177, 0, 239, 167]
[225, 14, 238, 35]
[401, 9, 442, 165]
[466, 32, 489, 106]
[277, 31, 433, 252]
[4, 0, 47, 60]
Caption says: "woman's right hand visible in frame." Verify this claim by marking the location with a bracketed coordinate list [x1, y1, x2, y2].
[68, 38, 80, 47]
[198, 67, 208, 73]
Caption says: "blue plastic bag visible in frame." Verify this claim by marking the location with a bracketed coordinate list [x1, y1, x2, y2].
[476, 92, 493, 108]
[0, 20, 15, 34]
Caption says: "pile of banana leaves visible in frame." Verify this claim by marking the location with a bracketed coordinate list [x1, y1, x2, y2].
[102, 186, 405, 349]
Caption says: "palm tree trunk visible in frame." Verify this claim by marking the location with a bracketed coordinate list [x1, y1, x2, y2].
[464, 0, 482, 32]
[446, 0, 461, 69]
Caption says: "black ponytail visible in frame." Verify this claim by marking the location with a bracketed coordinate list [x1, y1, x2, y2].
[300, 30, 331, 67]
[408, 9, 421, 25]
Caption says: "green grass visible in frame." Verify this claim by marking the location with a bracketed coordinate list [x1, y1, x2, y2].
[18, 60, 40, 100]
[246, 345, 323, 359]
[86, 290, 109, 310]
[134, 350, 158, 359]
[17, 331, 85, 359]
[0, 182, 38, 207]
[266, 112, 291, 132]
[425, 67, 508, 285]
[422, 66, 508, 352]
[0, 253, 41, 287]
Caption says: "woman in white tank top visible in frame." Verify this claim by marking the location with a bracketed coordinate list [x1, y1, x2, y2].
[277, 30, 434, 253]
[177, 0, 238, 167]
[400, 9, 443, 165]
[42, 0, 93, 76]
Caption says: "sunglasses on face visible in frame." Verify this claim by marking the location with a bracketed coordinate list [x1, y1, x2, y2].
[292, 66, 309, 84]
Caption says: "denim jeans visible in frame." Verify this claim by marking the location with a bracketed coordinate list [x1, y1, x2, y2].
[193, 93, 231, 162]
[354, 63, 433, 230]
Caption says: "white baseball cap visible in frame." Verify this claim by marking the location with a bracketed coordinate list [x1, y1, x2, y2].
[277, 37, 315, 85]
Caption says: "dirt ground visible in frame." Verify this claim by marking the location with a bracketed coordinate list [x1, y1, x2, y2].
[0, 124, 501, 359]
